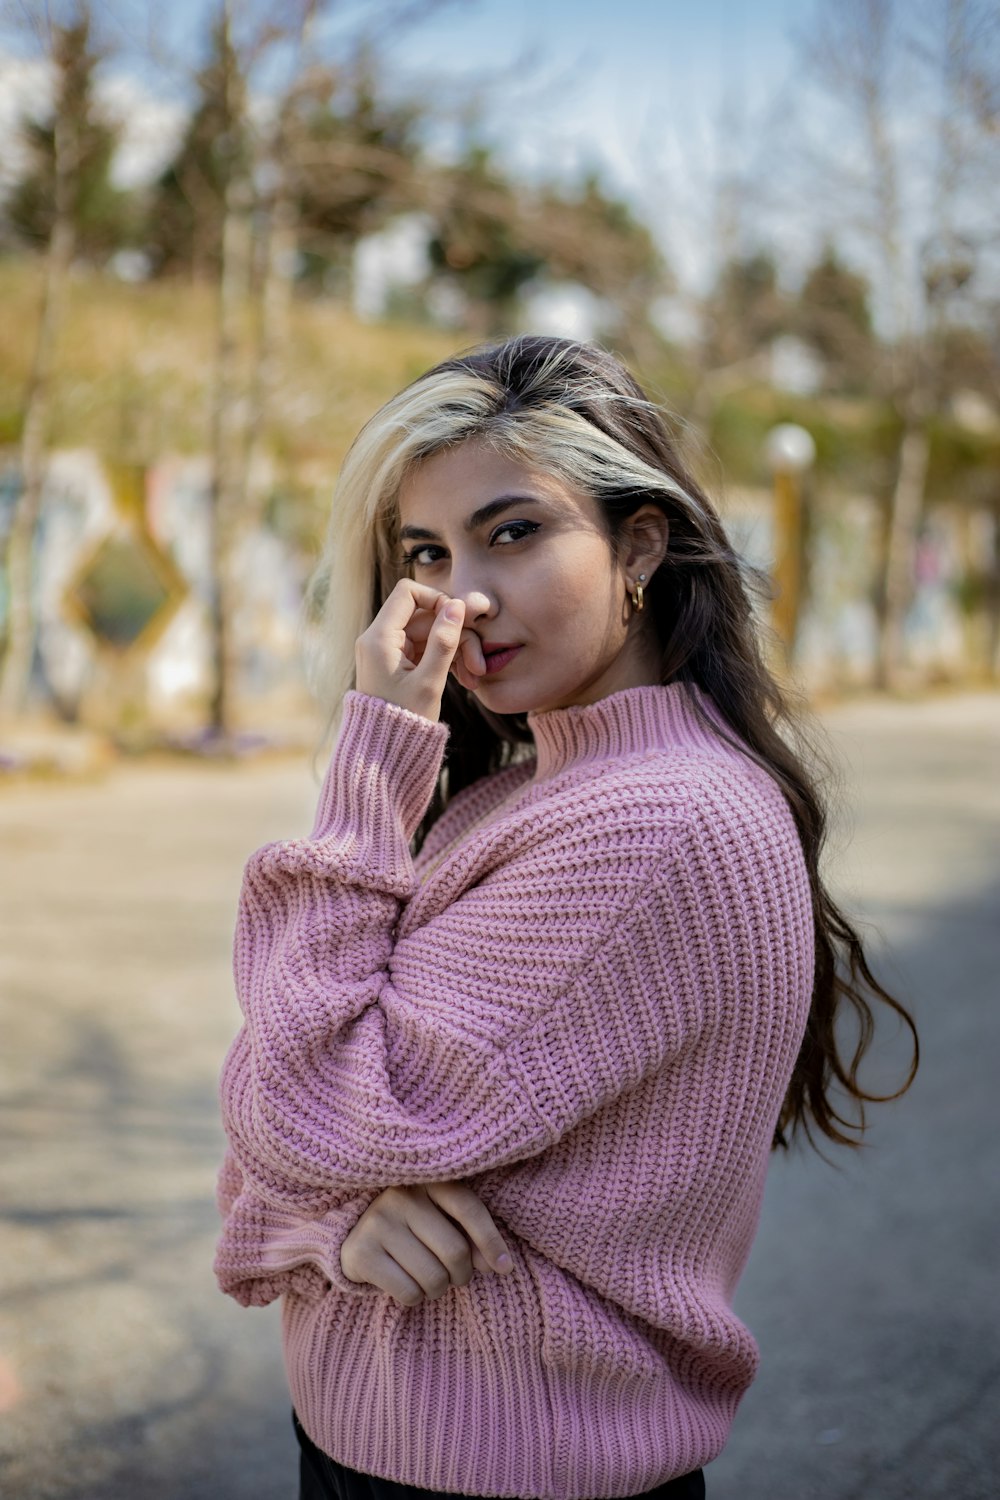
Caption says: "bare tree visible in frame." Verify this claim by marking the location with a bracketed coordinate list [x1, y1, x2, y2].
[160, 0, 449, 737]
[0, 0, 113, 722]
[201, 3, 248, 736]
[794, 0, 999, 688]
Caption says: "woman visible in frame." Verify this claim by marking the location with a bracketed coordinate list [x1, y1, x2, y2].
[213, 335, 918, 1500]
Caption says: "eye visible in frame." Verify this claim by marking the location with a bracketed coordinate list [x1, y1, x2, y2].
[491, 520, 540, 546]
[400, 544, 444, 568]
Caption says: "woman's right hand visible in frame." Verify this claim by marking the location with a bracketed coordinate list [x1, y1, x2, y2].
[339, 1182, 514, 1306]
[354, 581, 489, 722]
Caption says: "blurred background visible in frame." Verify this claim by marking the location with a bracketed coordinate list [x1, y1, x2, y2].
[0, 2, 997, 1498]
[0, 0, 998, 751]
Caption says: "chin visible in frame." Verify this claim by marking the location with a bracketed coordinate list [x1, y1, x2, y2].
[474, 676, 571, 718]
[472, 687, 533, 716]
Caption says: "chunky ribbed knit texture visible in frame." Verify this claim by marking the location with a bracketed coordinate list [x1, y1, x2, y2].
[214, 681, 814, 1500]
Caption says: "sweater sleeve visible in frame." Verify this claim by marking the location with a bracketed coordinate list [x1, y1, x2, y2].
[213, 1145, 378, 1304]
[218, 689, 703, 1223]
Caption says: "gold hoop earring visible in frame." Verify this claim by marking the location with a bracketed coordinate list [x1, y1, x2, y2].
[630, 572, 647, 612]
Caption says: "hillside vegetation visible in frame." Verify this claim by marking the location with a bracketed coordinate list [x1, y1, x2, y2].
[0, 257, 460, 483]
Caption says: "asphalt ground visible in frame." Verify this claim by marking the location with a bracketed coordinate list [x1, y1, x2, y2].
[1, 691, 997, 1500]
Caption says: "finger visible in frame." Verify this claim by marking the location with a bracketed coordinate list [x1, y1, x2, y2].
[448, 625, 488, 692]
[411, 597, 466, 686]
[379, 1219, 472, 1298]
[358, 1246, 431, 1308]
[400, 1195, 479, 1287]
[449, 652, 477, 692]
[392, 607, 443, 675]
[460, 629, 486, 677]
[377, 577, 450, 634]
[425, 1183, 514, 1274]
[405, 610, 438, 648]
[456, 593, 490, 677]
[358, 601, 437, 671]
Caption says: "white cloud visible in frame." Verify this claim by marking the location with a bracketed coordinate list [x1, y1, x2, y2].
[0, 52, 49, 195]
[0, 49, 186, 198]
[519, 280, 607, 342]
[352, 214, 433, 320]
[99, 73, 187, 189]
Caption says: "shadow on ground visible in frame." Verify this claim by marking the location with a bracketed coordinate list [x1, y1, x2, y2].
[705, 870, 999, 1500]
[0, 713, 996, 1499]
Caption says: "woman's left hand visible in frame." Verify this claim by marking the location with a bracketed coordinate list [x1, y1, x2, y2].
[339, 1182, 515, 1306]
[355, 579, 486, 722]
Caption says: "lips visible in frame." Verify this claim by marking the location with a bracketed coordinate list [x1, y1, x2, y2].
[481, 644, 523, 675]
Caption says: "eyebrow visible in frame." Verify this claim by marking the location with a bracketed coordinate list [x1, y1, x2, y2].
[398, 494, 544, 543]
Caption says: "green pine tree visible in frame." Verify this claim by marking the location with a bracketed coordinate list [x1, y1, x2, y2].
[145, 11, 250, 281]
[704, 251, 786, 368]
[3, 12, 135, 263]
[796, 244, 875, 392]
[427, 146, 546, 333]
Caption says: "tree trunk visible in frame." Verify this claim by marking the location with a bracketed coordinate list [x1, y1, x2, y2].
[206, 181, 252, 737]
[0, 120, 76, 725]
[237, 182, 296, 528]
[205, 0, 253, 740]
[876, 419, 930, 691]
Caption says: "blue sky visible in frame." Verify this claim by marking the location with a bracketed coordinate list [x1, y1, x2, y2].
[72, 0, 805, 195]
[370, 0, 810, 288]
[376, 0, 804, 175]
[2, 0, 976, 336]
[0, 0, 817, 294]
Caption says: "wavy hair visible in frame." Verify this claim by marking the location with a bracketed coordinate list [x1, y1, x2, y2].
[303, 333, 918, 1152]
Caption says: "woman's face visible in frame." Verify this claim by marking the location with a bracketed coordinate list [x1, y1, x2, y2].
[395, 437, 662, 716]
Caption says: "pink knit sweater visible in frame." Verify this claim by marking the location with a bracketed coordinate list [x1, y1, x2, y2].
[214, 681, 814, 1499]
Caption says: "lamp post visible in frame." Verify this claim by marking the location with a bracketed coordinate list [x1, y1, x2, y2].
[764, 423, 816, 659]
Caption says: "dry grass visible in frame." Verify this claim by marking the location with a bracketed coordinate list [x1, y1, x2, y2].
[0, 255, 462, 482]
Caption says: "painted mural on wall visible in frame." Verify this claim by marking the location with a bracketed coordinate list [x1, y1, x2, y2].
[0, 450, 993, 733]
[721, 486, 990, 689]
[0, 450, 311, 730]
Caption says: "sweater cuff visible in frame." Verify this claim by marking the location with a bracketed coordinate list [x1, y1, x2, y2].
[214, 1194, 377, 1306]
[256, 1212, 374, 1298]
[310, 691, 450, 874]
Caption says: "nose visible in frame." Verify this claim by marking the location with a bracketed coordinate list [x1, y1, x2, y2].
[451, 587, 494, 623]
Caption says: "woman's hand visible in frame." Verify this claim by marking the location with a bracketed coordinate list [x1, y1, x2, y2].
[339, 1182, 515, 1306]
[355, 580, 487, 722]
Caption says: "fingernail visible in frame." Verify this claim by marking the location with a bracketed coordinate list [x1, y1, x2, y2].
[497, 1253, 512, 1270]
[444, 601, 464, 623]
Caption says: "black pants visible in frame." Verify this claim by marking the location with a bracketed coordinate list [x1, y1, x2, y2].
[293, 1408, 706, 1500]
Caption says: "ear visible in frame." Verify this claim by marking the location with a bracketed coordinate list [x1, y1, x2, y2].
[618, 504, 669, 581]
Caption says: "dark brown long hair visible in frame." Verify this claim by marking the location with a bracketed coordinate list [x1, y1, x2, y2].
[388, 333, 919, 1153]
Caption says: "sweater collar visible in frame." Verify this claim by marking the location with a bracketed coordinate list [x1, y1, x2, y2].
[525, 680, 730, 783]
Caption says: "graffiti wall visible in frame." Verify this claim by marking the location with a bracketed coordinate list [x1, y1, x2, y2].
[0, 450, 313, 735]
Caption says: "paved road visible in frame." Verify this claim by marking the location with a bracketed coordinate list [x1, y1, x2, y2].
[1, 693, 997, 1500]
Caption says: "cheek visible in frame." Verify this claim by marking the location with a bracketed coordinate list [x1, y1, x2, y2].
[531, 540, 618, 621]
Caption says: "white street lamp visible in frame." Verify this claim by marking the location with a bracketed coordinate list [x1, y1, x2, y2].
[765, 423, 817, 475]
